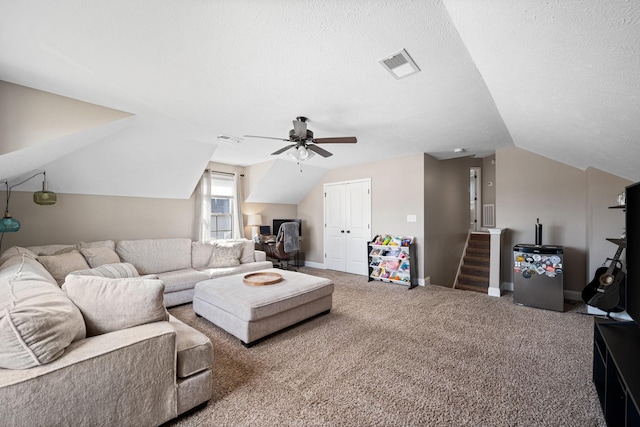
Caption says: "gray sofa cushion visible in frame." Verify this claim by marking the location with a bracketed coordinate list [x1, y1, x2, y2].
[63, 275, 169, 337]
[0, 256, 86, 369]
[116, 238, 192, 274]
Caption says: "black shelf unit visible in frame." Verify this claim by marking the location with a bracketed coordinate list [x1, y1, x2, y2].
[593, 318, 640, 426]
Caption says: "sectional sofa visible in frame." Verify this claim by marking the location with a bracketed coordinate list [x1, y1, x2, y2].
[0, 237, 273, 426]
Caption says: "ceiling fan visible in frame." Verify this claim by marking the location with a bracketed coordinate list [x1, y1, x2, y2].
[244, 116, 357, 161]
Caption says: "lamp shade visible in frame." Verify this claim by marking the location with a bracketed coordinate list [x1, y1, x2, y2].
[247, 215, 263, 226]
[0, 213, 21, 233]
[33, 176, 57, 205]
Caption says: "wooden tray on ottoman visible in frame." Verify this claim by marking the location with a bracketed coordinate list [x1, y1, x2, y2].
[243, 272, 283, 286]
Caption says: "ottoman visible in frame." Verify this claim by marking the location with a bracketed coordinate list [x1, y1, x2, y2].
[193, 268, 334, 346]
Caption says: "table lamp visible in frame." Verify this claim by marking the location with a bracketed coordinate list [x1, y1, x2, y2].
[247, 214, 263, 239]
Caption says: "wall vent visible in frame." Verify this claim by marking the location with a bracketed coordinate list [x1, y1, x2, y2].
[482, 204, 495, 228]
[378, 49, 420, 79]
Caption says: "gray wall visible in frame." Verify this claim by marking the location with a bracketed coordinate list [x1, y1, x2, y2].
[496, 147, 631, 294]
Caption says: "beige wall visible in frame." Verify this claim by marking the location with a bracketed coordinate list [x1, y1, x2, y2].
[205, 161, 297, 239]
[296, 152, 482, 287]
[0, 161, 299, 249]
[298, 153, 426, 279]
[0, 191, 195, 248]
[496, 147, 631, 294]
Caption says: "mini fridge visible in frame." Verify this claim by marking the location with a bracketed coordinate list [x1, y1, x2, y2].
[513, 244, 564, 311]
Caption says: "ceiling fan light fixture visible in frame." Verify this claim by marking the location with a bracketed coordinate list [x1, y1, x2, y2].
[298, 146, 309, 160]
[379, 48, 420, 80]
[287, 146, 315, 162]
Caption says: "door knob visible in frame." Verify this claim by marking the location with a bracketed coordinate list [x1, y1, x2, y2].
[341, 230, 345, 233]
[346, 230, 351, 233]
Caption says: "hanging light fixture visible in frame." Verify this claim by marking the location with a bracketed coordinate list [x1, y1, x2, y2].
[0, 181, 21, 233]
[33, 172, 57, 205]
[0, 171, 57, 234]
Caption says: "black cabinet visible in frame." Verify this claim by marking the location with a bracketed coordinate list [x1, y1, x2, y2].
[593, 318, 640, 426]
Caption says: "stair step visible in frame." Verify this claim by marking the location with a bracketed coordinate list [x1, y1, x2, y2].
[463, 256, 490, 267]
[467, 246, 490, 256]
[455, 283, 489, 294]
[461, 264, 489, 276]
[457, 274, 489, 287]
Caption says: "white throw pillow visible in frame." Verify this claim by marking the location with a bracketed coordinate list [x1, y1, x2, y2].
[38, 250, 91, 286]
[208, 240, 243, 268]
[63, 275, 169, 337]
[191, 242, 214, 269]
[79, 246, 121, 268]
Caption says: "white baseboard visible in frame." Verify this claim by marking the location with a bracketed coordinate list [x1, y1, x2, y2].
[488, 287, 501, 297]
[417, 276, 429, 287]
[304, 261, 325, 269]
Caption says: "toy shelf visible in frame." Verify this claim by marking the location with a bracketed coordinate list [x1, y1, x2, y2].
[367, 235, 417, 289]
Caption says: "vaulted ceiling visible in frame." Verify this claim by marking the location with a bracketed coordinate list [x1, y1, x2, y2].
[1, 1, 639, 199]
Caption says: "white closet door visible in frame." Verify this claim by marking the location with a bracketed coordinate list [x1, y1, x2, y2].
[324, 183, 346, 271]
[324, 179, 371, 275]
[345, 180, 371, 275]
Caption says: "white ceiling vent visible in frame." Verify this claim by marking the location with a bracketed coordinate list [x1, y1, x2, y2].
[379, 49, 421, 79]
[216, 134, 243, 144]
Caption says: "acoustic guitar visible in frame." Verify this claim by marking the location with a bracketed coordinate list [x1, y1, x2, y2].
[582, 244, 626, 313]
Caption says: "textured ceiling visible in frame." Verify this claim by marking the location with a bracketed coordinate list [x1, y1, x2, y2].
[0, 0, 639, 199]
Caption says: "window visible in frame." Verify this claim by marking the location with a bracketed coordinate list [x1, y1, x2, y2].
[210, 174, 234, 240]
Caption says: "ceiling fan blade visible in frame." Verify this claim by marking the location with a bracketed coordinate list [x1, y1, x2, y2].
[243, 135, 290, 141]
[313, 137, 357, 144]
[292, 119, 307, 138]
[271, 144, 296, 155]
[307, 144, 333, 158]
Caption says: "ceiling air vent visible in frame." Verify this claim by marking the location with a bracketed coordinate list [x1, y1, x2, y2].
[216, 134, 243, 144]
[379, 49, 420, 80]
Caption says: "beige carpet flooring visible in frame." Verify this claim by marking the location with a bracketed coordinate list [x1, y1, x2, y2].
[167, 267, 606, 426]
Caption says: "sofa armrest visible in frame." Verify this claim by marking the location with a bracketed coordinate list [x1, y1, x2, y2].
[0, 322, 178, 427]
[255, 250, 267, 262]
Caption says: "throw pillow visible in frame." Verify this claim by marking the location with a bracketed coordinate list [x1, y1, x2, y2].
[38, 250, 91, 286]
[239, 239, 256, 264]
[62, 275, 169, 337]
[191, 242, 214, 269]
[0, 257, 86, 369]
[208, 240, 243, 268]
[79, 247, 121, 268]
[69, 262, 139, 279]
